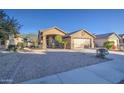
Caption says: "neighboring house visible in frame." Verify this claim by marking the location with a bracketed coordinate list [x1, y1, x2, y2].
[14, 36, 24, 45]
[119, 34, 124, 44]
[38, 26, 95, 49]
[64, 29, 95, 49]
[24, 37, 34, 47]
[8, 34, 24, 47]
[95, 32, 120, 49]
[0, 34, 24, 49]
[119, 34, 124, 49]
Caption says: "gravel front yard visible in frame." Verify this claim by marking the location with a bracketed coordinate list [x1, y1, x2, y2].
[0, 49, 111, 83]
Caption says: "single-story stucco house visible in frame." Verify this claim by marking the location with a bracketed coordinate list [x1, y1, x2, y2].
[23, 38, 34, 47]
[2, 34, 23, 49]
[95, 32, 120, 49]
[0, 34, 24, 49]
[8, 34, 23, 45]
[38, 26, 95, 49]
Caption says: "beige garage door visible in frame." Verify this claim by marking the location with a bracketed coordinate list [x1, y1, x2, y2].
[73, 39, 91, 48]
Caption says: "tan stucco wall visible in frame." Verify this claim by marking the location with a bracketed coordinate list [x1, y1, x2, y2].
[14, 37, 23, 45]
[95, 38, 107, 47]
[70, 30, 94, 39]
[108, 34, 119, 41]
[42, 28, 65, 36]
[9, 35, 23, 45]
[108, 34, 119, 47]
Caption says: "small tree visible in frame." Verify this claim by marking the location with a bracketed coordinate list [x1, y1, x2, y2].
[55, 35, 63, 44]
[8, 45, 17, 51]
[103, 41, 114, 50]
[17, 42, 24, 50]
[62, 40, 68, 49]
[55, 35, 63, 48]
[55, 35, 68, 49]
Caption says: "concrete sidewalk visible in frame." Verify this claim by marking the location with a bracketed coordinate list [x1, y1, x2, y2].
[22, 50, 124, 84]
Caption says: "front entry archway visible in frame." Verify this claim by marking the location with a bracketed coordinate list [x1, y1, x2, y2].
[38, 27, 66, 49]
[46, 35, 63, 48]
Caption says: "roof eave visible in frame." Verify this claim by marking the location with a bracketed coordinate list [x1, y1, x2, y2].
[39, 26, 66, 34]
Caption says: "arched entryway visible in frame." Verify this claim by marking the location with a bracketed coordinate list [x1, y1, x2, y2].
[46, 35, 63, 48]
[38, 27, 66, 49]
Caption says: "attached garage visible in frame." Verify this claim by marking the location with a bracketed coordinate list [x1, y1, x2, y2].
[65, 29, 95, 49]
[73, 39, 91, 48]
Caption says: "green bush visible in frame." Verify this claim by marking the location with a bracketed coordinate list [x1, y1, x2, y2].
[62, 40, 68, 49]
[8, 45, 17, 51]
[55, 35, 63, 44]
[17, 42, 24, 49]
[103, 41, 114, 49]
[52, 44, 55, 48]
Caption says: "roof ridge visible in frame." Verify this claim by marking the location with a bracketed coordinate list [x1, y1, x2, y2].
[65, 29, 95, 38]
[95, 32, 121, 39]
[96, 32, 114, 36]
[39, 26, 66, 34]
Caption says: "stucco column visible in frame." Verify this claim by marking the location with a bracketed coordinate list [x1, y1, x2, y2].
[43, 35, 47, 49]
[91, 39, 94, 48]
[71, 37, 74, 49]
[117, 39, 119, 49]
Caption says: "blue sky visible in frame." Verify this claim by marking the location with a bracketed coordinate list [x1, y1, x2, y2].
[4, 9, 124, 34]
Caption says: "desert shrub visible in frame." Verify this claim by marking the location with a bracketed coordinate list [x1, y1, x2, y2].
[8, 45, 17, 51]
[17, 42, 24, 49]
[23, 42, 27, 47]
[55, 35, 63, 48]
[103, 41, 114, 49]
[52, 44, 55, 48]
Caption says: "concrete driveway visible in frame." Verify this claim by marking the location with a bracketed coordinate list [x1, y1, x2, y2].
[23, 49, 124, 84]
